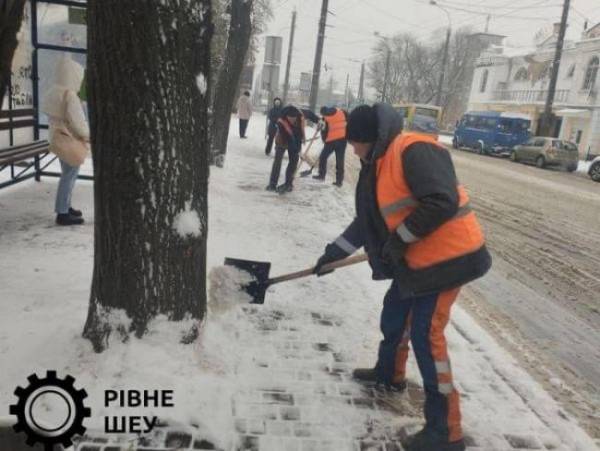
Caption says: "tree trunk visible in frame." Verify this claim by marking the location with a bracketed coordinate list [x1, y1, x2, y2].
[83, 0, 213, 352]
[210, 0, 253, 168]
[0, 0, 26, 107]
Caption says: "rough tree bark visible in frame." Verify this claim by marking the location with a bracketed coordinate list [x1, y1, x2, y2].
[83, 0, 212, 352]
[0, 0, 26, 107]
[210, 0, 253, 168]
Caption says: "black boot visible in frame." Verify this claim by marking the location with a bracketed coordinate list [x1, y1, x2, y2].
[402, 428, 465, 451]
[265, 184, 277, 192]
[312, 174, 325, 181]
[352, 368, 407, 392]
[332, 181, 343, 188]
[69, 207, 82, 217]
[56, 213, 84, 226]
[276, 183, 293, 194]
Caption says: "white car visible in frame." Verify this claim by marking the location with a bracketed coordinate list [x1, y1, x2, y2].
[589, 156, 600, 182]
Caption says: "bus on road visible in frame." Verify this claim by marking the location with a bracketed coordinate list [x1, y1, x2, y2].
[393, 103, 442, 140]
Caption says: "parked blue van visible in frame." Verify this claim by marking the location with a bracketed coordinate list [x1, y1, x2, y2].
[453, 111, 531, 156]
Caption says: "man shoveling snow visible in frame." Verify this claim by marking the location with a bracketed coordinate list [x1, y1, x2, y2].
[313, 103, 492, 451]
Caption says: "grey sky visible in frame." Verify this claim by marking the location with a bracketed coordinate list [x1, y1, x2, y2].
[257, 0, 600, 93]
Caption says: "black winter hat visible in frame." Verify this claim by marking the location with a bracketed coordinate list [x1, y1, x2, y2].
[281, 105, 301, 118]
[347, 105, 378, 143]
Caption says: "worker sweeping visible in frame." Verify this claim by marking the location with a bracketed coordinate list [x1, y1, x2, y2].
[312, 106, 348, 187]
[266, 105, 306, 194]
[313, 103, 492, 451]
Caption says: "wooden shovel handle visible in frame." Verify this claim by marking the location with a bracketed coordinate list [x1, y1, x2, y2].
[268, 254, 369, 285]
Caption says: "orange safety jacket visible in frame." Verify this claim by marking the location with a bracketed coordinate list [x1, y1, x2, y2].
[324, 108, 347, 143]
[376, 132, 486, 271]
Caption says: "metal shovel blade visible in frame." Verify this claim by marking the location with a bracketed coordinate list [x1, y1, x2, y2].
[223, 257, 271, 304]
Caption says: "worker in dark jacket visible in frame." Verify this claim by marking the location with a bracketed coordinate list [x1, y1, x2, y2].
[313, 106, 348, 187]
[266, 105, 306, 194]
[313, 103, 492, 451]
[265, 97, 283, 155]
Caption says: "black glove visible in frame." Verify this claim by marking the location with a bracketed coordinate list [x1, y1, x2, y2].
[381, 233, 409, 266]
[314, 242, 348, 276]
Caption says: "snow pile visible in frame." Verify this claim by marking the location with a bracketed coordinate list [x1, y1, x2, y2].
[577, 160, 591, 174]
[196, 73, 207, 96]
[208, 265, 254, 313]
[173, 202, 203, 238]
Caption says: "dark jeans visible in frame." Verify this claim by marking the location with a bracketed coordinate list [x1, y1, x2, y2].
[265, 126, 276, 155]
[239, 119, 249, 137]
[269, 146, 300, 187]
[318, 139, 346, 183]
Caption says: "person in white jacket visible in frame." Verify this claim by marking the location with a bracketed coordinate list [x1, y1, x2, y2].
[41, 56, 89, 226]
[236, 91, 252, 138]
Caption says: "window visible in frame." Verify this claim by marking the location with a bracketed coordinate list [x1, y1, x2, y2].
[514, 67, 528, 81]
[583, 56, 599, 90]
[564, 141, 578, 152]
[480, 70, 489, 93]
[534, 138, 546, 147]
[498, 119, 512, 132]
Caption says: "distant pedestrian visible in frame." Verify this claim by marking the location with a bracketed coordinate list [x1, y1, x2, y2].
[265, 97, 283, 155]
[266, 105, 305, 194]
[41, 55, 89, 226]
[313, 106, 347, 187]
[236, 91, 253, 138]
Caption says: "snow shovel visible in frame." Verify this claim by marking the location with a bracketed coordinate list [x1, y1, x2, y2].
[295, 126, 322, 178]
[224, 254, 368, 304]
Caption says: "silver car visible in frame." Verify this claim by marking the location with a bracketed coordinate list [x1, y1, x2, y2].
[588, 156, 600, 182]
[511, 137, 579, 172]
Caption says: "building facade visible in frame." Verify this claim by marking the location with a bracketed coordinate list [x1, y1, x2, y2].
[468, 23, 600, 158]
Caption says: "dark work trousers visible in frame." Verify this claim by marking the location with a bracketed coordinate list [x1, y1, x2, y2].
[265, 126, 277, 155]
[318, 139, 346, 184]
[376, 279, 463, 442]
[239, 119, 249, 137]
[269, 146, 300, 188]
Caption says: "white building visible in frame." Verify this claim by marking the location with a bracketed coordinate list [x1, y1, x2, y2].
[468, 23, 600, 158]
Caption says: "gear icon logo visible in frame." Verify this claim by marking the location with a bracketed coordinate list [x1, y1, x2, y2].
[9, 371, 91, 450]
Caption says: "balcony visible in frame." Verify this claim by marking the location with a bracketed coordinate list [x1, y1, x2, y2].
[492, 89, 571, 104]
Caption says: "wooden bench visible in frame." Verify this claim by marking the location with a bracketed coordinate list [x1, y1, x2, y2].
[0, 109, 92, 189]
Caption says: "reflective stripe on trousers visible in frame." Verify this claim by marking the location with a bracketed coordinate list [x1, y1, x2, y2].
[376, 282, 462, 442]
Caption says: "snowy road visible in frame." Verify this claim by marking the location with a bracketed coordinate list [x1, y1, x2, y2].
[0, 118, 599, 450]
[446, 149, 600, 438]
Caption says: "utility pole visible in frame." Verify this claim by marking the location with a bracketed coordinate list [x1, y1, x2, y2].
[344, 73, 350, 108]
[381, 46, 391, 102]
[358, 61, 365, 104]
[282, 10, 296, 104]
[435, 27, 451, 107]
[539, 0, 570, 137]
[309, 0, 329, 111]
[485, 15, 490, 33]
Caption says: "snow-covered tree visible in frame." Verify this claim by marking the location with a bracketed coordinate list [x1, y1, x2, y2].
[83, 0, 213, 352]
[0, 0, 26, 106]
[210, 0, 254, 167]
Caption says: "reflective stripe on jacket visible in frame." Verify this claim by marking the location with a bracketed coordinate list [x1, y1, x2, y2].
[324, 108, 347, 143]
[376, 132, 486, 270]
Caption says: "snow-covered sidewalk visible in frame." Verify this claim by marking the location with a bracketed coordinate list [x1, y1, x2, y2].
[0, 118, 598, 450]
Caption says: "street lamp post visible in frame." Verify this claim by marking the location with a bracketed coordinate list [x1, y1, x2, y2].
[431, 0, 451, 108]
